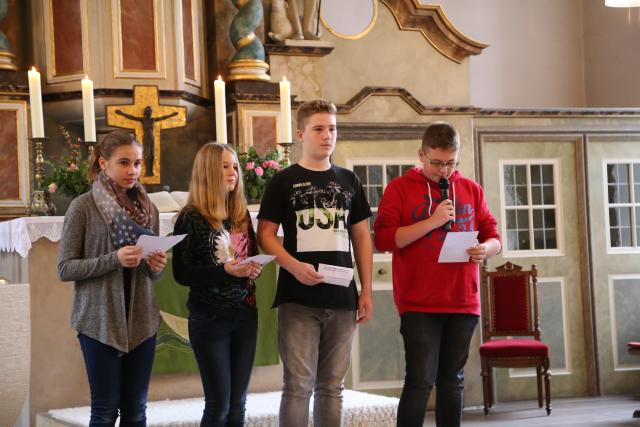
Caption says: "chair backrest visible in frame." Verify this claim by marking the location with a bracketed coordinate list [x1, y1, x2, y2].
[480, 262, 540, 342]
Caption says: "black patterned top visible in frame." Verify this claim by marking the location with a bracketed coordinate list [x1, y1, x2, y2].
[172, 207, 258, 315]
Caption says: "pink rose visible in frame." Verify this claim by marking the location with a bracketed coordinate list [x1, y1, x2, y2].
[246, 161, 255, 170]
[271, 161, 281, 170]
[255, 166, 264, 177]
[48, 182, 58, 193]
[67, 163, 78, 171]
[262, 160, 270, 168]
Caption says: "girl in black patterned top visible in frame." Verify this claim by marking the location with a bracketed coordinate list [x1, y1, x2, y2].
[172, 142, 261, 427]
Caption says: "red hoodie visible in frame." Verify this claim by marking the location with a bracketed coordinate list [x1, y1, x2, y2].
[374, 168, 501, 316]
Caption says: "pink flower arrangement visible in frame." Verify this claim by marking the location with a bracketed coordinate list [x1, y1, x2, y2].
[262, 160, 281, 170]
[236, 147, 285, 202]
[41, 124, 91, 198]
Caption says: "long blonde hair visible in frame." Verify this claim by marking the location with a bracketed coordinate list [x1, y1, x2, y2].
[184, 142, 248, 230]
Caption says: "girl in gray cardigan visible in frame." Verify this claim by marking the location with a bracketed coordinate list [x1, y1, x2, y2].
[58, 131, 167, 426]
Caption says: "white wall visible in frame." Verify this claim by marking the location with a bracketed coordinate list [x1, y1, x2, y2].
[422, 0, 586, 108]
[584, 2, 640, 107]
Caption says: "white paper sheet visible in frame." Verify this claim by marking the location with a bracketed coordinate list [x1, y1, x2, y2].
[136, 234, 186, 257]
[437, 231, 479, 263]
[317, 263, 354, 287]
[238, 254, 276, 266]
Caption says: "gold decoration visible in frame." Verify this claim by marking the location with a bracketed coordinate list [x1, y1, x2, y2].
[227, 59, 271, 82]
[106, 86, 186, 184]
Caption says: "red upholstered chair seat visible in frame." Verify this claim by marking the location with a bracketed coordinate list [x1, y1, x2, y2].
[628, 341, 640, 350]
[480, 339, 549, 358]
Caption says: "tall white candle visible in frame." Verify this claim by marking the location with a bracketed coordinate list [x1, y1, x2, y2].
[27, 66, 44, 138]
[81, 75, 96, 142]
[279, 76, 292, 143]
[214, 76, 227, 144]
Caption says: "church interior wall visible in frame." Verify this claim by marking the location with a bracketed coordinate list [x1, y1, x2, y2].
[583, 0, 640, 107]
[3, 0, 640, 424]
[321, 5, 470, 107]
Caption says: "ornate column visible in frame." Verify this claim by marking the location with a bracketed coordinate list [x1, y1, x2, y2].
[0, 0, 17, 71]
[227, 0, 270, 81]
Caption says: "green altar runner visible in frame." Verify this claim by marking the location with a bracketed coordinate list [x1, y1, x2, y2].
[152, 253, 279, 374]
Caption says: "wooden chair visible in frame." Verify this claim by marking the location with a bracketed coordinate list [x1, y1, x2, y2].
[627, 342, 640, 418]
[479, 262, 551, 415]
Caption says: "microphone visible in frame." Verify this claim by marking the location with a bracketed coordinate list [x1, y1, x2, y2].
[438, 178, 453, 231]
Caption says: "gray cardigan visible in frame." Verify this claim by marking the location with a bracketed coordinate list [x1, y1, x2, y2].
[57, 192, 162, 353]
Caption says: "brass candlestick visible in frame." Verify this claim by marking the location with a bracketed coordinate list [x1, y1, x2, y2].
[84, 140, 95, 159]
[277, 141, 294, 167]
[29, 136, 54, 216]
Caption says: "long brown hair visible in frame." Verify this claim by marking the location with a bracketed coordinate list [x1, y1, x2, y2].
[87, 131, 141, 182]
[184, 142, 248, 230]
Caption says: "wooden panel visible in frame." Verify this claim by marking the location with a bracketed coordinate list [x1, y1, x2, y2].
[120, 0, 156, 71]
[51, 0, 84, 76]
[0, 110, 19, 200]
[182, 0, 195, 80]
[251, 116, 276, 157]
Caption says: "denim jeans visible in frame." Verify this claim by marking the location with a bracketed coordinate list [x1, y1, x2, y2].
[188, 307, 258, 427]
[78, 333, 157, 427]
[277, 303, 357, 427]
[397, 312, 478, 427]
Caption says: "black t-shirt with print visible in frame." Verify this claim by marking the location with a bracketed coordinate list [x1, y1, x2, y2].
[258, 163, 372, 309]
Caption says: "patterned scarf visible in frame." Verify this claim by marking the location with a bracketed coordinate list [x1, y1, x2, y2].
[92, 171, 155, 248]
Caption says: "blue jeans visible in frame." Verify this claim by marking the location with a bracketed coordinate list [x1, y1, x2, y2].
[397, 312, 478, 427]
[278, 303, 357, 427]
[188, 308, 258, 427]
[78, 333, 157, 427]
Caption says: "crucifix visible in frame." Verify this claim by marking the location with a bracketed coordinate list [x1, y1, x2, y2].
[106, 86, 186, 184]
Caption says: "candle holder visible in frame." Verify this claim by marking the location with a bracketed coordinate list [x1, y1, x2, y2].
[29, 136, 55, 216]
[84, 140, 96, 159]
[277, 141, 294, 167]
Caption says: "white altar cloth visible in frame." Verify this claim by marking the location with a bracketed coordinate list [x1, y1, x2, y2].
[0, 212, 270, 258]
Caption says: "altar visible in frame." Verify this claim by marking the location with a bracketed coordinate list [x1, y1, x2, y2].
[0, 213, 282, 425]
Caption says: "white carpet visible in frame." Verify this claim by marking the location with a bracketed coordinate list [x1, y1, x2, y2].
[43, 390, 399, 427]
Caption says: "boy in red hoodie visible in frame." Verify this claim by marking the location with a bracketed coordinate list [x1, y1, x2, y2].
[374, 122, 501, 427]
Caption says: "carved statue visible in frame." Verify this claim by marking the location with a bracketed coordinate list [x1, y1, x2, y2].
[269, 0, 321, 42]
[115, 106, 178, 177]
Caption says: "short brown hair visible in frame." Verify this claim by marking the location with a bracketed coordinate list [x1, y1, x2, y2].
[296, 100, 337, 130]
[421, 122, 460, 151]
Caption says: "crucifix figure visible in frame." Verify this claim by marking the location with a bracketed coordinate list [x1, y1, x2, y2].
[115, 106, 178, 176]
[106, 86, 186, 184]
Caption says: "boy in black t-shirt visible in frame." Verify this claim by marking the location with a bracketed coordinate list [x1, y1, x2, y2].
[258, 100, 373, 427]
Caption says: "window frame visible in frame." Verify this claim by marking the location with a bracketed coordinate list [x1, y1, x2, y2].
[498, 159, 565, 258]
[603, 160, 640, 254]
[347, 157, 418, 262]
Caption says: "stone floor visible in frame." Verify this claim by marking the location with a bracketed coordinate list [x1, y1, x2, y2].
[424, 395, 640, 426]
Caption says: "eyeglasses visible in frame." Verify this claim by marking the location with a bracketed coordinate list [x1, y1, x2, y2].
[427, 157, 459, 169]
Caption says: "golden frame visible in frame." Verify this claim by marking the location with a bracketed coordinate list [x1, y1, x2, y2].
[0, 100, 30, 210]
[45, 0, 90, 83]
[320, 0, 378, 40]
[111, 0, 166, 79]
[176, 0, 202, 88]
[238, 106, 281, 155]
